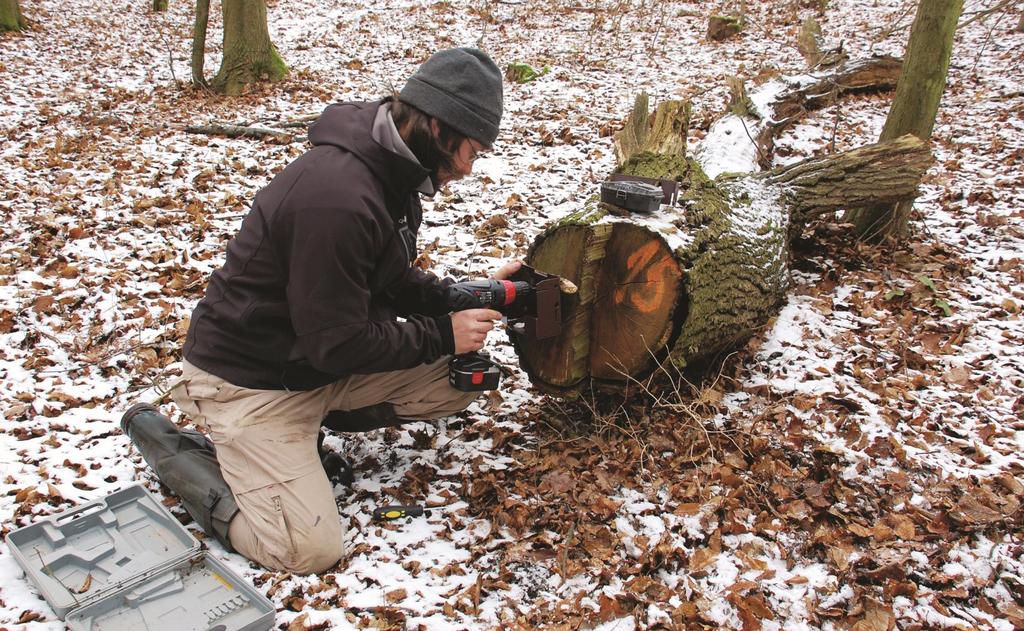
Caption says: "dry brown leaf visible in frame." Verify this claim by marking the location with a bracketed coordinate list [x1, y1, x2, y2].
[689, 545, 718, 572]
[943, 365, 971, 387]
[385, 588, 407, 603]
[76, 573, 93, 593]
[539, 470, 576, 495]
[887, 514, 916, 540]
[848, 522, 873, 537]
[851, 598, 895, 631]
[955, 495, 1003, 524]
[33, 295, 57, 314]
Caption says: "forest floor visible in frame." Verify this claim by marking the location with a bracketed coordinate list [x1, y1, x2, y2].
[1, 0, 1023, 629]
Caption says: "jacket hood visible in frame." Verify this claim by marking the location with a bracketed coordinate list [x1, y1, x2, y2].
[308, 99, 431, 196]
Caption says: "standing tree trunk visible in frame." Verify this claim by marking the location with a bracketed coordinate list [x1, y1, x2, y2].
[211, 0, 287, 95]
[191, 0, 211, 88]
[844, 0, 963, 241]
[0, 0, 26, 31]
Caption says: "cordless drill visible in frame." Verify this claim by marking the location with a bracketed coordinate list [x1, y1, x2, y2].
[445, 279, 532, 392]
[445, 279, 533, 312]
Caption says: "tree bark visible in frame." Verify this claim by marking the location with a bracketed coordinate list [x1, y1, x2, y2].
[210, 0, 287, 96]
[844, 0, 963, 240]
[191, 0, 210, 88]
[0, 0, 25, 31]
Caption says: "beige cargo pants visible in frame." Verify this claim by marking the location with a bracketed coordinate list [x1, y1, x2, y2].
[171, 357, 476, 574]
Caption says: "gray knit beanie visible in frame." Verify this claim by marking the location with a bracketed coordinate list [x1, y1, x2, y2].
[399, 47, 503, 146]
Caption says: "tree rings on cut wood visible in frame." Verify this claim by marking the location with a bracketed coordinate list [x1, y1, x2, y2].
[517, 218, 683, 393]
[590, 224, 682, 380]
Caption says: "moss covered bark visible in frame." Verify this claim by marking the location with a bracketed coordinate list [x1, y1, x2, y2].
[0, 0, 26, 32]
[669, 180, 789, 369]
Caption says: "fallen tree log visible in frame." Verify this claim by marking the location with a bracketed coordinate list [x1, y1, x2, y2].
[514, 62, 930, 396]
[517, 136, 931, 394]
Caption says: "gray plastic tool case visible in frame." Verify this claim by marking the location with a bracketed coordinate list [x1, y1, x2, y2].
[6, 484, 274, 631]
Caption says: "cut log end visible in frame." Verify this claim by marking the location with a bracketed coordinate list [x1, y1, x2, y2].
[518, 222, 683, 391]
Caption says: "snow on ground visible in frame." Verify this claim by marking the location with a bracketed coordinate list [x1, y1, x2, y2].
[1, 0, 1022, 628]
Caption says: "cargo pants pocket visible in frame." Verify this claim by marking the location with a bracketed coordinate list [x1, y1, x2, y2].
[230, 483, 298, 571]
[229, 473, 345, 574]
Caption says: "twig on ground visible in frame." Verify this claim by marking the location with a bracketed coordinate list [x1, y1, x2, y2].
[970, 8, 1009, 76]
[738, 115, 771, 169]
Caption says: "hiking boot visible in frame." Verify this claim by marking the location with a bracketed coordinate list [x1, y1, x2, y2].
[120, 403, 239, 551]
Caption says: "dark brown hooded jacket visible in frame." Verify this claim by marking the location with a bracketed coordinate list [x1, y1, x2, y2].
[183, 100, 455, 391]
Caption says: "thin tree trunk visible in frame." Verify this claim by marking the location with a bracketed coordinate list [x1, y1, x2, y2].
[844, 0, 963, 240]
[0, 0, 25, 31]
[191, 0, 210, 88]
[211, 0, 287, 96]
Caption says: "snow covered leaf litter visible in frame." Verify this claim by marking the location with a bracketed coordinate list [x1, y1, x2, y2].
[1, 0, 1023, 629]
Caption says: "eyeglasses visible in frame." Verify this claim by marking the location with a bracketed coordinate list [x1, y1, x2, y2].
[462, 139, 488, 164]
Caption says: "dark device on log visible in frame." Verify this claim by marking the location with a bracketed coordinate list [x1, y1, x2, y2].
[600, 180, 665, 213]
[445, 265, 563, 391]
[608, 173, 679, 205]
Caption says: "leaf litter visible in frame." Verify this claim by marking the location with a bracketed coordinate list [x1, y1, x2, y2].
[1, 0, 1022, 629]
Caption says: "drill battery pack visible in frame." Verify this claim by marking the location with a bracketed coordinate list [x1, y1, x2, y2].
[449, 353, 501, 391]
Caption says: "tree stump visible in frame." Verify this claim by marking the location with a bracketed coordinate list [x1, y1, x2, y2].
[514, 62, 932, 396]
[707, 15, 742, 42]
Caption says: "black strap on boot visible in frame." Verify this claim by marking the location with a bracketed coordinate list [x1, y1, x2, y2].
[121, 403, 240, 552]
[202, 487, 239, 549]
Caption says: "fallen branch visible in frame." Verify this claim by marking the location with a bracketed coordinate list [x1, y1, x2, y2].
[184, 123, 301, 142]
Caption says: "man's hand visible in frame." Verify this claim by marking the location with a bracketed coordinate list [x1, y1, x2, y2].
[451, 309, 502, 354]
[490, 260, 523, 281]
